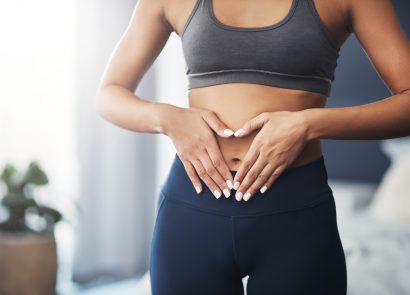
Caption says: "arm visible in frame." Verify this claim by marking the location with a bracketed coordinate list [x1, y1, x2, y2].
[94, 0, 235, 197]
[303, 0, 410, 141]
[230, 0, 410, 201]
[94, 0, 174, 134]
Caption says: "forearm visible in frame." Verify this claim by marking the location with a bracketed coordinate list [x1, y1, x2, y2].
[94, 84, 180, 134]
[303, 91, 410, 141]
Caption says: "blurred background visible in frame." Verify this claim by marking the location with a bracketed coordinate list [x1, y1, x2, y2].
[0, 0, 409, 294]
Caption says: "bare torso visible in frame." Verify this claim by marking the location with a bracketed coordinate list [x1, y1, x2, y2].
[189, 86, 327, 170]
[165, 0, 352, 170]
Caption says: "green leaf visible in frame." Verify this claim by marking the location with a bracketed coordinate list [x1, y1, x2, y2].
[2, 193, 37, 208]
[22, 161, 48, 186]
[37, 205, 63, 223]
[0, 164, 18, 189]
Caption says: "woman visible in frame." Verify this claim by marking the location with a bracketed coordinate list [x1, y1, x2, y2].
[95, 0, 410, 293]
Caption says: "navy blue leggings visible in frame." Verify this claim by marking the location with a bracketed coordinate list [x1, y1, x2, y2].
[149, 154, 347, 295]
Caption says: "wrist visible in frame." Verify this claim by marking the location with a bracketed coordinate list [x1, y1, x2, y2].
[154, 102, 185, 136]
[300, 108, 326, 141]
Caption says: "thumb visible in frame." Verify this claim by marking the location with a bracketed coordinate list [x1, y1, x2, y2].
[202, 111, 234, 137]
[234, 112, 270, 137]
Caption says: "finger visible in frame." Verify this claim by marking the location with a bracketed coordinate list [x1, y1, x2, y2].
[202, 111, 234, 137]
[234, 112, 270, 137]
[261, 165, 286, 192]
[243, 164, 276, 200]
[236, 156, 268, 201]
[191, 158, 223, 199]
[233, 147, 260, 191]
[180, 159, 202, 194]
[199, 152, 231, 198]
[206, 143, 234, 190]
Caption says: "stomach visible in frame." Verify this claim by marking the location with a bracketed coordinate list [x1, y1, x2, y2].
[188, 83, 328, 171]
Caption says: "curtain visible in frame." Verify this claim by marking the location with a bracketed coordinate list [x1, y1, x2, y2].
[72, 0, 159, 283]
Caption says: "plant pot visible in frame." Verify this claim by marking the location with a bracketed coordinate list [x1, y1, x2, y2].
[0, 231, 58, 295]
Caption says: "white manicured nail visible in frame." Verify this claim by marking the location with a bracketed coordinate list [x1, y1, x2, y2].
[223, 189, 231, 198]
[223, 129, 234, 136]
[243, 192, 251, 201]
[226, 180, 233, 189]
[235, 191, 243, 201]
[214, 190, 222, 199]
[260, 186, 267, 194]
[195, 186, 201, 194]
[234, 128, 243, 136]
[233, 181, 240, 190]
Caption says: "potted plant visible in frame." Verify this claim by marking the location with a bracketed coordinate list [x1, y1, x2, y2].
[0, 161, 63, 295]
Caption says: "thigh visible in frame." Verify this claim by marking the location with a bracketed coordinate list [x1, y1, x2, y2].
[241, 197, 347, 295]
[149, 196, 245, 295]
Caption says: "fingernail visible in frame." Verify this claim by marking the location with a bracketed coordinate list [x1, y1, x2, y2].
[195, 186, 201, 194]
[235, 191, 243, 201]
[260, 186, 267, 194]
[223, 188, 231, 198]
[213, 190, 222, 199]
[233, 181, 240, 190]
[223, 129, 234, 136]
[226, 180, 233, 189]
[243, 192, 251, 201]
[234, 128, 243, 136]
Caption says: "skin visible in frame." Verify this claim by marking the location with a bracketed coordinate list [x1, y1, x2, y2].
[95, 0, 410, 201]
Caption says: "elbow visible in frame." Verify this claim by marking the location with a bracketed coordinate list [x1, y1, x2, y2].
[402, 89, 410, 136]
[94, 86, 109, 119]
[94, 95, 103, 117]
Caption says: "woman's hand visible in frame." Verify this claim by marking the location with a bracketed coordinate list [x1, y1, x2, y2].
[162, 105, 235, 199]
[232, 111, 310, 201]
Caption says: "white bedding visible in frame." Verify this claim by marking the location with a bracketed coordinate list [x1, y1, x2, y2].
[340, 211, 410, 295]
[331, 180, 410, 295]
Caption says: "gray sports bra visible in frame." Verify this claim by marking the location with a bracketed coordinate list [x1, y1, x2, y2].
[180, 0, 341, 96]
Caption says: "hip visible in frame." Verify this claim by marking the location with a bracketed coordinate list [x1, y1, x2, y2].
[158, 152, 335, 217]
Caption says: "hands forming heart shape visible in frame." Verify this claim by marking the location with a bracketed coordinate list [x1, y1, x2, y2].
[164, 106, 311, 201]
[227, 110, 310, 201]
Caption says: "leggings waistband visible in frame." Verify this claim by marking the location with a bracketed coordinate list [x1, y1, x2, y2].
[159, 153, 334, 217]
